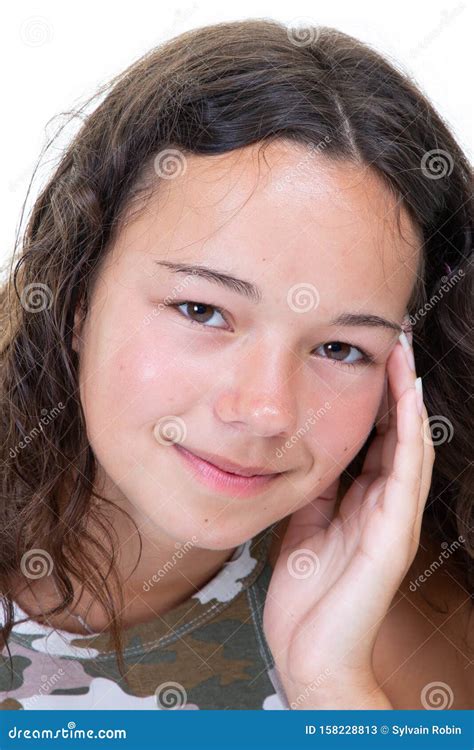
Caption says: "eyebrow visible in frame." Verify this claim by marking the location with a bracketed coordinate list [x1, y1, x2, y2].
[154, 260, 402, 333]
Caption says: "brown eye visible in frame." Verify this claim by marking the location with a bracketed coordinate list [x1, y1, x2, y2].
[185, 302, 214, 324]
[314, 341, 371, 368]
[172, 301, 228, 329]
[323, 342, 351, 361]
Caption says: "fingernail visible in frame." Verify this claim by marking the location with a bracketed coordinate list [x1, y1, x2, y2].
[399, 331, 416, 372]
[402, 315, 413, 345]
[415, 376, 423, 415]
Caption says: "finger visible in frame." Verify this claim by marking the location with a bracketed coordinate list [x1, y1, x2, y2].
[379, 334, 420, 477]
[378, 365, 399, 476]
[375, 372, 389, 429]
[411, 401, 436, 546]
[362, 342, 401, 478]
[381, 340, 434, 566]
[381, 378, 425, 541]
[360, 373, 391, 476]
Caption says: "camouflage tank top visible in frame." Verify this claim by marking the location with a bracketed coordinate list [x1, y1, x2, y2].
[0, 522, 290, 710]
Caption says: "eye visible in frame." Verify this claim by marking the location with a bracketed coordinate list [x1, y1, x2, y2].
[165, 301, 374, 370]
[313, 341, 374, 370]
[167, 301, 229, 329]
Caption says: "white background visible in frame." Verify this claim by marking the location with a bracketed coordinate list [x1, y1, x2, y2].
[2, 0, 472, 270]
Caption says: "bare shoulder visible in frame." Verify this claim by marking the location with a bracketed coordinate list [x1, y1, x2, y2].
[373, 538, 473, 710]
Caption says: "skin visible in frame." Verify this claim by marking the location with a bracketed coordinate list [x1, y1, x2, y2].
[262, 330, 434, 708]
[12, 140, 471, 707]
[71, 140, 418, 614]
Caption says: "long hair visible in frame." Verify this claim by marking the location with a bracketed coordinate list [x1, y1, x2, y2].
[1, 18, 472, 685]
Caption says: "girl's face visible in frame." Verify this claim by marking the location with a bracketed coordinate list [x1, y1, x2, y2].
[72, 141, 420, 550]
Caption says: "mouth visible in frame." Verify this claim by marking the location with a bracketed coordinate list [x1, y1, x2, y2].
[173, 444, 282, 498]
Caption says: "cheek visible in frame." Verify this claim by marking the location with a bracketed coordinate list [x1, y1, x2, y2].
[308, 381, 382, 464]
[78, 326, 197, 484]
[80, 325, 205, 435]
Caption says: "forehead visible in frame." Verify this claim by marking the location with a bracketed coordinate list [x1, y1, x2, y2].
[117, 141, 421, 312]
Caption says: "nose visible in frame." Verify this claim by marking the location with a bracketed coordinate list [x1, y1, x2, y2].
[213, 342, 299, 437]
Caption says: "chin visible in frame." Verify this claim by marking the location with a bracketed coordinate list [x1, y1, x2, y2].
[197, 517, 270, 550]
[135, 483, 274, 550]
[156, 514, 252, 551]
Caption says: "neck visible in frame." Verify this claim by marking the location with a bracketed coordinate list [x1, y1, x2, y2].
[13, 491, 238, 635]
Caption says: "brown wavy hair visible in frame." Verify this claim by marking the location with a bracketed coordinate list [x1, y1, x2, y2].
[1, 18, 472, 687]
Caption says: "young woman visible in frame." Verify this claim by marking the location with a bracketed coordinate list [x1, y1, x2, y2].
[1, 18, 472, 711]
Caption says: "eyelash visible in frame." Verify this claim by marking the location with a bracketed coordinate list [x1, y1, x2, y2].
[165, 300, 375, 370]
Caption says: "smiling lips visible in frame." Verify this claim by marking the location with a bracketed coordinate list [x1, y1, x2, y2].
[173, 444, 282, 498]
[176, 445, 280, 477]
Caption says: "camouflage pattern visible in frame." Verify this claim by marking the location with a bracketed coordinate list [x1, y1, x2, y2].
[1, 522, 290, 710]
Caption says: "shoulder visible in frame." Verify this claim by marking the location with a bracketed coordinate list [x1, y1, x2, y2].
[373, 537, 473, 709]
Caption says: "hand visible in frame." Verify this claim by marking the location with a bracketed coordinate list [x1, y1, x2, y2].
[262, 332, 435, 709]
